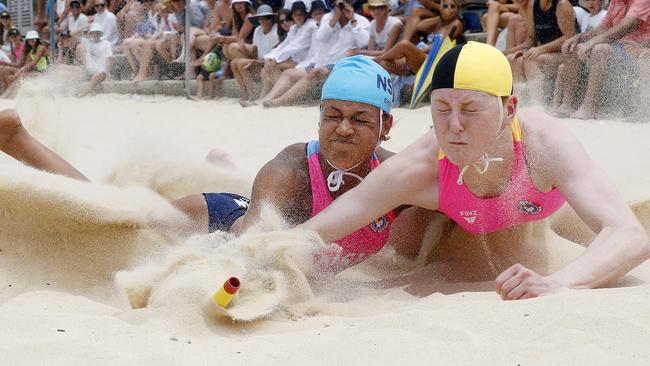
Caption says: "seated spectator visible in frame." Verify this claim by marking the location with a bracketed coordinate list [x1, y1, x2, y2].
[502, 0, 529, 51]
[231, 4, 280, 102]
[277, 9, 294, 42]
[77, 23, 113, 96]
[0, 11, 13, 48]
[244, 0, 326, 106]
[209, 0, 255, 77]
[482, 0, 521, 46]
[255, 1, 316, 99]
[348, 0, 403, 57]
[2, 31, 49, 98]
[401, 0, 440, 42]
[374, 0, 463, 75]
[194, 50, 221, 99]
[260, 0, 370, 107]
[116, 0, 146, 40]
[92, 0, 121, 48]
[56, 0, 89, 65]
[187, 0, 224, 72]
[121, 0, 161, 80]
[0, 28, 22, 92]
[552, 0, 606, 113]
[506, 0, 576, 104]
[145, 0, 205, 80]
[554, 0, 649, 119]
[284, 0, 313, 12]
[151, 1, 183, 65]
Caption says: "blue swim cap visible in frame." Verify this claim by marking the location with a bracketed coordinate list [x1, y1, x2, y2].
[321, 55, 392, 113]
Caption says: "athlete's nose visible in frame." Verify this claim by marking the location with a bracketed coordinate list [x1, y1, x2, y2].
[336, 118, 354, 136]
[449, 111, 464, 135]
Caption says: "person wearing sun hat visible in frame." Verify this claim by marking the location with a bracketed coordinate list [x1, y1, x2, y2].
[77, 23, 112, 96]
[231, 4, 281, 101]
[348, 0, 402, 57]
[297, 42, 650, 299]
[250, 1, 317, 102]
[246, 0, 328, 107]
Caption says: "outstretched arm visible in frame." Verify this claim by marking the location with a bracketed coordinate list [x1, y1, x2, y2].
[297, 132, 440, 243]
[0, 109, 89, 181]
[496, 117, 650, 300]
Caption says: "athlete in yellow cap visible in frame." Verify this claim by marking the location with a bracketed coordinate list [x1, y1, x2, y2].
[298, 42, 650, 300]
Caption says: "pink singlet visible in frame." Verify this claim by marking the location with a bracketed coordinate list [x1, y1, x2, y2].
[437, 117, 565, 235]
[307, 140, 395, 270]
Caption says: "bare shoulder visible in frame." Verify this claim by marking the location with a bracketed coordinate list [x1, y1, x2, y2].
[255, 143, 308, 185]
[517, 109, 589, 184]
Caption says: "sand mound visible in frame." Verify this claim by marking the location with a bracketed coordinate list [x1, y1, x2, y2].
[1, 95, 650, 364]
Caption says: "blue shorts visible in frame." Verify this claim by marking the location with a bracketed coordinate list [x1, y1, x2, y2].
[202, 193, 250, 232]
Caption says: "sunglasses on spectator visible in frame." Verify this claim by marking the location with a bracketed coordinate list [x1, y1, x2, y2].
[260, 15, 274, 20]
[442, 4, 457, 8]
[94, 3, 106, 8]
[369, 5, 387, 9]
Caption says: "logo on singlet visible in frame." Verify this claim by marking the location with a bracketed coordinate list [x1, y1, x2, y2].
[519, 200, 542, 215]
[459, 210, 479, 224]
[369, 216, 388, 233]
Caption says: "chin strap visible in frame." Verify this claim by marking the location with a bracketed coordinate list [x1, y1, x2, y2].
[456, 97, 506, 186]
[325, 112, 384, 192]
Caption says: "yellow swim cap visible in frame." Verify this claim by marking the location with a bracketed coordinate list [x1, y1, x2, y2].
[431, 41, 512, 97]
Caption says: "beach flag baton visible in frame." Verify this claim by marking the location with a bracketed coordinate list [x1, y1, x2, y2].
[212, 277, 241, 308]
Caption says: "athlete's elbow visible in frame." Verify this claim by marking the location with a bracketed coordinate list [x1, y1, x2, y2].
[625, 225, 650, 262]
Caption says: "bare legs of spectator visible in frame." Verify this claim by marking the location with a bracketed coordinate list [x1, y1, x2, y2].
[402, 8, 437, 43]
[521, 53, 562, 105]
[122, 37, 143, 77]
[156, 35, 181, 63]
[254, 67, 306, 106]
[78, 72, 107, 97]
[415, 16, 441, 34]
[571, 44, 613, 119]
[187, 29, 207, 71]
[222, 42, 257, 80]
[132, 39, 157, 82]
[195, 73, 218, 99]
[375, 40, 427, 75]
[262, 67, 329, 107]
[505, 14, 527, 50]
[482, 1, 519, 46]
[0, 109, 89, 181]
[256, 59, 296, 102]
[232, 58, 263, 103]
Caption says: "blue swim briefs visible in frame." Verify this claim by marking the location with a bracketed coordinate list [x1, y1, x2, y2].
[202, 193, 250, 233]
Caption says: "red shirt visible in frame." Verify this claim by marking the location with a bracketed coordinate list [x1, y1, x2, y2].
[601, 0, 650, 43]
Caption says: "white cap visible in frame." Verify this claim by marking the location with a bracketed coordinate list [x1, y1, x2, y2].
[231, 0, 251, 4]
[25, 30, 39, 40]
[89, 23, 104, 34]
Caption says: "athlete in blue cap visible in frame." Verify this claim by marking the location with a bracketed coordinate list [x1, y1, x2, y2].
[0, 56, 424, 271]
[177, 55, 428, 269]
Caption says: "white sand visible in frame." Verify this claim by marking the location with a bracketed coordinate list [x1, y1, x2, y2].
[1, 87, 650, 365]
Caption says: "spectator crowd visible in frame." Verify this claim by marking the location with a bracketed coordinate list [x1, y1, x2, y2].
[0, 0, 647, 119]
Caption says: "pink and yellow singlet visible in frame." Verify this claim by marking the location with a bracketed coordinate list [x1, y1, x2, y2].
[307, 140, 395, 270]
[437, 117, 566, 235]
